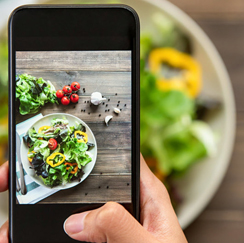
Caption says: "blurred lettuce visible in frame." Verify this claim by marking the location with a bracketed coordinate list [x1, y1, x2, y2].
[140, 60, 215, 175]
[0, 35, 8, 164]
[140, 12, 192, 59]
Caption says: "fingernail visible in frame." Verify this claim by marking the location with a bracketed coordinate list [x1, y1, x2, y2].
[64, 212, 88, 235]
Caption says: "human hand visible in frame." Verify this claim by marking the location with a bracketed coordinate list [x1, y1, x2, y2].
[0, 161, 9, 243]
[0, 155, 188, 243]
[64, 155, 188, 243]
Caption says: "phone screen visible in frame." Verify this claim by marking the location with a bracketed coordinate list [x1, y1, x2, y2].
[16, 50, 132, 204]
[9, 6, 139, 243]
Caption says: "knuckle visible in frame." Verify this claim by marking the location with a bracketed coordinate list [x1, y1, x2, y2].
[96, 202, 124, 230]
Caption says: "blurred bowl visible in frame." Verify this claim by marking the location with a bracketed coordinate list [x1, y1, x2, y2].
[0, 0, 236, 230]
[126, 0, 235, 229]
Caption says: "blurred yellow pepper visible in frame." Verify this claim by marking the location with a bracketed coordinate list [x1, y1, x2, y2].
[38, 126, 51, 134]
[74, 131, 88, 143]
[149, 48, 202, 98]
[46, 153, 65, 167]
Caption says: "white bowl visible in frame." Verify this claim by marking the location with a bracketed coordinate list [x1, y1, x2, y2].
[21, 113, 97, 191]
[124, 0, 235, 229]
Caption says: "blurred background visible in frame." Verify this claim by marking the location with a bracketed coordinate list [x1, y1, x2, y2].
[0, 0, 244, 242]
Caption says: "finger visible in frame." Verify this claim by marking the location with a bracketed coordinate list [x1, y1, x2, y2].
[140, 154, 187, 242]
[0, 162, 9, 192]
[64, 201, 159, 243]
[0, 221, 9, 243]
[140, 154, 172, 213]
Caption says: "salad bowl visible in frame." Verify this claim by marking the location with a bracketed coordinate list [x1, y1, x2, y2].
[20, 113, 97, 190]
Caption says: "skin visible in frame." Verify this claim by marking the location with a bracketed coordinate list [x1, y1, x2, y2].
[0, 156, 187, 243]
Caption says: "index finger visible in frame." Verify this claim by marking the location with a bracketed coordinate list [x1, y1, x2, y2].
[0, 162, 9, 192]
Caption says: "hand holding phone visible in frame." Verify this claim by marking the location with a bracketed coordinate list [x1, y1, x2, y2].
[1, 157, 187, 243]
[9, 5, 140, 243]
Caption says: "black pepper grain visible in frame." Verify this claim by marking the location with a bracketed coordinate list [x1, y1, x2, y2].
[124, 104, 127, 107]
[102, 102, 105, 105]
[108, 98, 110, 101]
[106, 104, 108, 107]
[99, 114, 101, 117]
[107, 186, 109, 189]
[115, 93, 117, 95]
[84, 101, 86, 103]
[118, 101, 120, 103]
[117, 104, 119, 107]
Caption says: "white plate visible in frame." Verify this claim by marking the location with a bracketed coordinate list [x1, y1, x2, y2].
[122, 0, 235, 229]
[20, 113, 97, 190]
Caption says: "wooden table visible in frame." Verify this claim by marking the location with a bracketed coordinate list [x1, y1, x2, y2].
[168, 0, 244, 242]
[16, 51, 132, 203]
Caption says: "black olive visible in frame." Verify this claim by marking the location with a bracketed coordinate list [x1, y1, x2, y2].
[41, 170, 49, 178]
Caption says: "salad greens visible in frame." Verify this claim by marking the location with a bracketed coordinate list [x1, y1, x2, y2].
[24, 117, 94, 187]
[140, 61, 215, 176]
[16, 74, 58, 115]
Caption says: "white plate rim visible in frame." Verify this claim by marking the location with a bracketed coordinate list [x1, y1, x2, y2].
[141, 0, 236, 229]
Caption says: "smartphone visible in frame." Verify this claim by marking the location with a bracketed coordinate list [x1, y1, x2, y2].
[8, 5, 140, 243]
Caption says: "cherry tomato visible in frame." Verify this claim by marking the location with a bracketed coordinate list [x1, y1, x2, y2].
[48, 138, 58, 150]
[63, 85, 72, 94]
[56, 89, 64, 98]
[61, 96, 70, 105]
[70, 93, 79, 103]
[71, 82, 80, 91]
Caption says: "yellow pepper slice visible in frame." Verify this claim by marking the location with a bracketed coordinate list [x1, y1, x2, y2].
[65, 162, 78, 174]
[74, 131, 88, 143]
[149, 48, 202, 98]
[38, 126, 51, 134]
[46, 153, 65, 167]
[27, 151, 35, 163]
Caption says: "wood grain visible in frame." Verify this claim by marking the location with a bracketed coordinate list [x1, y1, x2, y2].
[41, 175, 131, 203]
[16, 51, 131, 71]
[169, 0, 244, 20]
[16, 70, 131, 95]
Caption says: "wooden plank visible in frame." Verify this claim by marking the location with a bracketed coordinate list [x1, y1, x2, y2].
[184, 211, 244, 243]
[92, 149, 131, 174]
[16, 51, 131, 71]
[39, 174, 131, 203]
[169, 0, 244, 20]
[195, 21, 244, 111]
[16, 70, 131, 95]
[16, 96, 131, 124]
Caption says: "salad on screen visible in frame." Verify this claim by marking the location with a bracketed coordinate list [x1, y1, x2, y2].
[23, 117, 94, 187]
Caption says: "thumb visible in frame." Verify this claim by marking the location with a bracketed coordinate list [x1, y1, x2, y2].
[64, 202, 159, 243]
